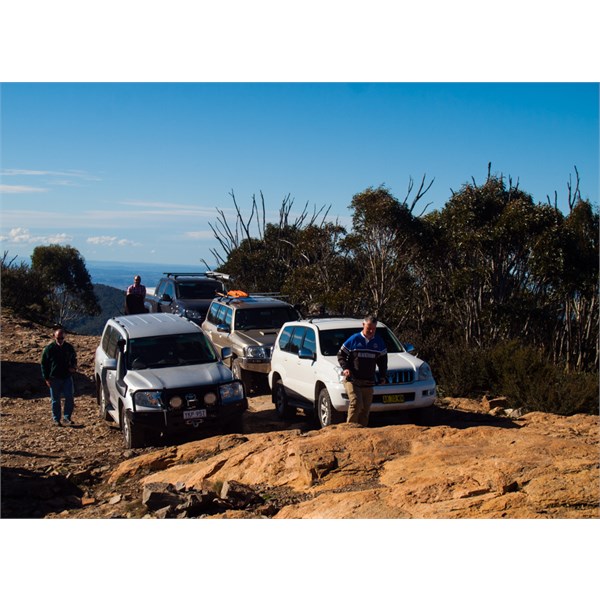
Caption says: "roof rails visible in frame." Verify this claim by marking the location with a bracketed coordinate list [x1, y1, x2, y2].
[163, 271, 231, 281]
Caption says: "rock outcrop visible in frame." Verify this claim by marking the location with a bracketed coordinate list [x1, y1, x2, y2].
[109, 411, 599, 519]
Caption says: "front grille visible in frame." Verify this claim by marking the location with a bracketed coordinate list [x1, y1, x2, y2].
[384, 370, 414, 384]
[163, 385, 220, 410]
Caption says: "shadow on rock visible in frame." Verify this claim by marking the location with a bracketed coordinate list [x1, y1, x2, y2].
[1, 466, 84, 518]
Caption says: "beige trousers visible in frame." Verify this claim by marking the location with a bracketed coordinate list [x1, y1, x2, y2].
[344, 379, 374, 426]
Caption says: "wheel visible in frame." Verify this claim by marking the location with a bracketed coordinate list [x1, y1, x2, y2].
[98, 384, 113, 422]
[273, 379, 295, 419]
[121, 407, 146, 449]
[316, 388, 343, 428]
[231, 358, 251, 393]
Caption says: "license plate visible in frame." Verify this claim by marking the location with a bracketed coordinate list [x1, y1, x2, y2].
[183, 409, 207, 419]
[382, 394, 405, 404]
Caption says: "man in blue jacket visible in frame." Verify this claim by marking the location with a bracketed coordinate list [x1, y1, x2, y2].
[41, 327, 78, 426]
[337, 316, 387, 426]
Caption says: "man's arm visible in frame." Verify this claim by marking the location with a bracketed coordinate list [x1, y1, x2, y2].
[337, 343, 351, 372]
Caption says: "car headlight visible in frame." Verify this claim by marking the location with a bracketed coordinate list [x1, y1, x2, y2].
[183, 309, 202, 320]
[334, 366, 345, 383]
[204, 392, 218, 406]
[133, 390, 163, 408]
[220, 381, 245, 402]
[418, 363, 433, 381]
[170, 395, 183, 409]
[244, 345, 269, 359]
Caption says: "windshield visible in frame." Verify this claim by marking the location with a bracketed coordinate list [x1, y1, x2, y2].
[176, 281, 224, 299]
[127, 332, 218, 369]
[318, 326, 405, 356]
[234, 306, 300, 331]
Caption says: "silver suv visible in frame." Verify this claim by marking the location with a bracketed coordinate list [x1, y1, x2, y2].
[268, 317, 437, 428]
[94, 313, 247, 448]
[201, 295, 301, 394]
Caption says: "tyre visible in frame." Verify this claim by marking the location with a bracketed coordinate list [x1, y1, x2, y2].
[316, 388, 343, 428]
[231, 358, 251, 394]
[273, 379, 295, 419]
[98, 384, 113, 422]
[121, 407, 146, 449]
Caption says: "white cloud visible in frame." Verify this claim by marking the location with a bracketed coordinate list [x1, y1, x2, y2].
[184, 231, 214, 240]
[87, 235, 141, 247]
[0, 184, 47, 193]
[0, 227, 72, 244]
[2, 169, 101, 181]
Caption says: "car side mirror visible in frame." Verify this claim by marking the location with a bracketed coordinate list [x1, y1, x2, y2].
[404, 343, 416, 354]
[161, 293, 172, 302]
[217, 324, 231, 333]
[221, 347, 232, 361]
[102, 358, 117, 371]
[298, 348, 316, 361]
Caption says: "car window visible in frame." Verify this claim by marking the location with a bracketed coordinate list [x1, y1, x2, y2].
[127, 332, 218, 369]
[234, 306, 299, 330]
[278, 326, 294, 352]
[163, 281, 175, 299]
[223, 306, 233, 327]
[155, 281, 165, 297]
[105, 326, 123, 359]
[289, 327, 305, 355]
[318, 326, 404, 356]
[215, 305, 227, 325]
[101, 325, 113, 354]
[207, 302, 220, 324]
[176, 280, 224, 299]
[302, 328, 316, 355]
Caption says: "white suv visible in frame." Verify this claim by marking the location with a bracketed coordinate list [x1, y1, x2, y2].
[94, 313, 247, 448]
[268, 318, 436, 428]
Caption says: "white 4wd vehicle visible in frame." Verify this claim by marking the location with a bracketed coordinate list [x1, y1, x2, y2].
[94, 313, 247, 448]
[268, 317, 436, 428]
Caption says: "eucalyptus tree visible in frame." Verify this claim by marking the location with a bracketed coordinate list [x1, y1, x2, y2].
[30, 244, 100, 324]
[340, 178, 433, 327]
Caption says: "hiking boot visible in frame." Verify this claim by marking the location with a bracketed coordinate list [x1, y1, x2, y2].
[53, 420, 62, 427]
[63, 417, 73, 426]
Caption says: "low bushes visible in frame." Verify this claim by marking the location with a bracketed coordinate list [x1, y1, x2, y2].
[433, 340, 599, 416]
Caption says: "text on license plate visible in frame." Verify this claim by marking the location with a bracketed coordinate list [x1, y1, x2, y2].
[184, 409, 207, 419]
[382, 394, 405, 404]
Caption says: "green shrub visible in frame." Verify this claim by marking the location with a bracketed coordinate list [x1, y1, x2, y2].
[433, 339, 598, 416]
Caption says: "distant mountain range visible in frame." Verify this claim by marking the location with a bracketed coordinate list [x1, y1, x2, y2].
[66, 261, 220, 335]
[86, 260, 216, 291]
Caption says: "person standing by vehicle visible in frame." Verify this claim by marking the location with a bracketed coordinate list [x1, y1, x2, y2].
[337, 316, 387, 426]
[125, 274, 147, 314]
[41, 327, 78, 426]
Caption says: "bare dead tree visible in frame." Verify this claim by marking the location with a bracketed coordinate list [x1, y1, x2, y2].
[402, 174, 434, 217]
[208, 190, 332, 267]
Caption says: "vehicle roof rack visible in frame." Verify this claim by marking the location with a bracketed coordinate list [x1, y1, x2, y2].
[163, 271, 231, 281]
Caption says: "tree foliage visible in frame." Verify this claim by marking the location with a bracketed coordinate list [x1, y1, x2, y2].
[28, 245, 100, 324]
[207, 168, 598, 415]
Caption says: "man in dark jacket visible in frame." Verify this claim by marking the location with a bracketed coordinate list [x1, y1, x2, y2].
[337, 316, 387, 426]
[41, 327, 78, 426]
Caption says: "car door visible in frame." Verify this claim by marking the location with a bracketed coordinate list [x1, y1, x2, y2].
[158, 280, 175, 313]
[209, 305, 232, 353]
[290, 327, 318, 402]
[281, 326, 314, 401]
[103, 327, 123, 410]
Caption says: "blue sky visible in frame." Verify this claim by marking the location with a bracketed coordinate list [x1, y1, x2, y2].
[1, 82, 598, 267]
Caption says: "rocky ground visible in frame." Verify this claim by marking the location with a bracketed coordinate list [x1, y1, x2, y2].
[1, 310, 598, 519]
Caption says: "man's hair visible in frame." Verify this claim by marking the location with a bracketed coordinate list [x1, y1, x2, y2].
[363, 315, 378, 325]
